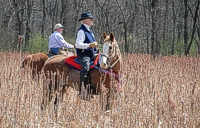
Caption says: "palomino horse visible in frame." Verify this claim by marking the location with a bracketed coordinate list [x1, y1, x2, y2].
[42, 32, 122, 110]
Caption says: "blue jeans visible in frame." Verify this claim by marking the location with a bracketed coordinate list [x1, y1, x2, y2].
[77, 54, 97, 95]
[78, 55, 91, 73]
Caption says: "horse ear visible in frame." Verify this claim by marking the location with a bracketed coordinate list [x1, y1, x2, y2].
[103, 33, 107, 39]
[110, 32, 114, 42]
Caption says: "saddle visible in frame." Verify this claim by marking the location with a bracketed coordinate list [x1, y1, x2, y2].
[48, 48, 74, 57]
[64, 53, 100, 71]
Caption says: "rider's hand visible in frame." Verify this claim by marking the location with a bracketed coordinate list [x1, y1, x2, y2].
[89, 42, 98, 48]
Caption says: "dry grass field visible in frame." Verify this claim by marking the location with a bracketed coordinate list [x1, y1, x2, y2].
[0, 52, 200, 128]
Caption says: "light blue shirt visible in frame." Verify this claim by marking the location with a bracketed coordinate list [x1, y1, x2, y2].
[48, 31, 74, 50]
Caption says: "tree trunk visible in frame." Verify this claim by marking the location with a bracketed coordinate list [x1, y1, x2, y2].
[41, 0, 46, 39]
[51, 0, 58, 33]
[14, 1, 25, 51]
[155, 4, 160, 54]
[171, 1, 176, 55]
[124, 23, 128, 53]
[116, 0, 128, 53]
[197, 25, 200, 54]
[184, 0, 188, 55]
[186, 1, 200, 54]
[143, 0, 148, 53]
[25, 0, 34, 47]
[151, 0, 158, 55]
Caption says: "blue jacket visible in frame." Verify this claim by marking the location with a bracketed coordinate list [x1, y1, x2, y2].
[76, 24, 97, 57]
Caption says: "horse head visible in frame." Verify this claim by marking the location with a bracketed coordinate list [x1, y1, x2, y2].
[100, 33, 122, 72]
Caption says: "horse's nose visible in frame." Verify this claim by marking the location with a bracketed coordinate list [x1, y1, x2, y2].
[100, 62, 106, 68]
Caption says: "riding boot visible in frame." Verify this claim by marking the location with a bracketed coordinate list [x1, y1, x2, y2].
[88, 70, 97, 95]
[78, 71, 88, 96]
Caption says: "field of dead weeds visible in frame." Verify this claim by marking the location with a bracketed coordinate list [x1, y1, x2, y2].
[0, 52, 200, 127]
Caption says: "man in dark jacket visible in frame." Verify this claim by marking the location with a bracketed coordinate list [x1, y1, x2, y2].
[75, 12, 98, 96]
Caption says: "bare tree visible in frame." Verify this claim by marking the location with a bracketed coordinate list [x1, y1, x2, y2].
[185, 1, 200, 55]
[0, 0, 199, 55]
[41, 0, 46, 39]
[150, 0, 158, 55]
[115, 0, 133, 53]
[184, 0, 188, 55]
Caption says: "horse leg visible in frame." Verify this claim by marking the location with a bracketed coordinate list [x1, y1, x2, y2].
[99, 86, 111, 111]
[53, 76, 61, 111]
[106, 88, 116, 110]
[41, 81, 52, 111]
[41, 78, 57, 111]
[106, 90, 112, 110]
[62, 85, 69, 99]
[100, 92, 105, 111]
[100, 92, 111, 111]
[54, 81, 69, 111]
[106, 93, 110, 110]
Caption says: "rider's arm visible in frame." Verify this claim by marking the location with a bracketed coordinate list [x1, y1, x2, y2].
[75, 30, 90, 49]
[55, 33, 74, 48]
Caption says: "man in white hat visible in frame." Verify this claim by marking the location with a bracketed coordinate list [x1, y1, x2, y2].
[48, 23, 74, 57]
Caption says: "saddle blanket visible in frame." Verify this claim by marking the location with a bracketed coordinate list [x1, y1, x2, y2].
[64, 53, 100, 71]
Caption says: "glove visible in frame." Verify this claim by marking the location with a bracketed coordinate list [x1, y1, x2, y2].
[89, 42, 98, 48]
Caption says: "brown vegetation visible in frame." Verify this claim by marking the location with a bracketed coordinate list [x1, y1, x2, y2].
[1, 52, 200, 127]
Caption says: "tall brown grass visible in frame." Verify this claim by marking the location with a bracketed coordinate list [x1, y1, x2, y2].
[0, 52, 200, 127]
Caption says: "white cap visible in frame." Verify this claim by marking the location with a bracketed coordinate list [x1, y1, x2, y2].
[54, 23, 64, 30]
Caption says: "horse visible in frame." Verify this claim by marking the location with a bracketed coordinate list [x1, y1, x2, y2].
[21, 51, 74, 76]
[42, 32, 122, 110]
[21, 53, 49, 76]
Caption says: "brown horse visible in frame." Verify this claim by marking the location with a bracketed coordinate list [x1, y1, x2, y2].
[42, 33, 122, 110]
[21, 52, 74, 76]
[21, 53, 49, 76]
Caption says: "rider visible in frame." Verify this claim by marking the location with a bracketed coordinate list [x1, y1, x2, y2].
[75, 12, 98, 96]
[48, 23, 74, 57]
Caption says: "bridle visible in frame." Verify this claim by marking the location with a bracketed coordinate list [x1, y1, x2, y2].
[101, 54, 111, 69]
[101, 40, 120, 69]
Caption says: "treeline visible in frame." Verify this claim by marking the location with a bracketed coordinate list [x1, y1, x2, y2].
[0, 0, 199, 55]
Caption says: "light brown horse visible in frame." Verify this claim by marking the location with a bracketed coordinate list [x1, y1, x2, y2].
[42, 33, 122, 110]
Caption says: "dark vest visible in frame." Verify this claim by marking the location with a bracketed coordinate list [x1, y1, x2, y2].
[76, 24, 97, 57]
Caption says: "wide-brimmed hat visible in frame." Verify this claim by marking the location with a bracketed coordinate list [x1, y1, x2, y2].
[78, 12, 94, 21]
[54, 23, 64, 30]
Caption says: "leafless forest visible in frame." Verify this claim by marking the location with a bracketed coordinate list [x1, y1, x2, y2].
[0, 0, 199, 55]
